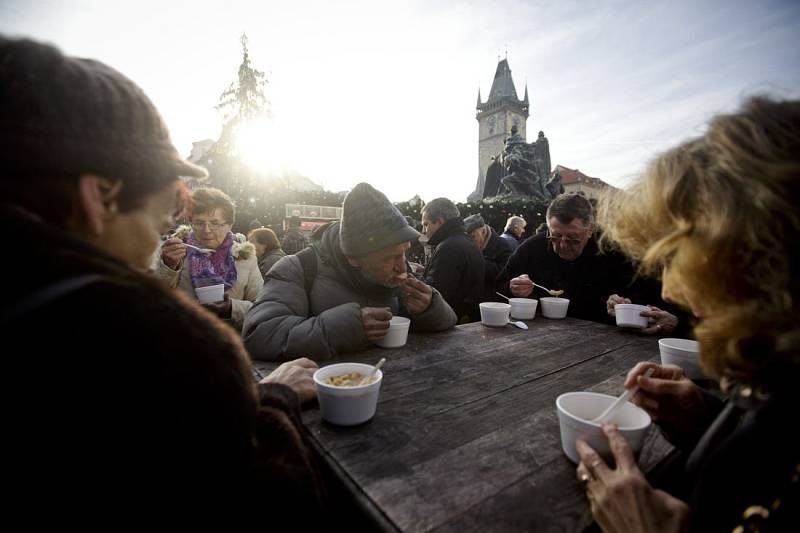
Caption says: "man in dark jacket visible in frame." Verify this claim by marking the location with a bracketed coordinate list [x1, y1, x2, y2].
[464, 214, 513, 304]
[501, 193, 685, 328]
[421, 198, 484, 322]
[501, 193, 631, 323]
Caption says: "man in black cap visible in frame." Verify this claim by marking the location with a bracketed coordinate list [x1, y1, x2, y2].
[244, 182, 456, 361]
[464, 214, 513, 304]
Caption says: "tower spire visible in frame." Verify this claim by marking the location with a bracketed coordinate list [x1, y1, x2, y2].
[487, 57, 521, 102]
[474, 57, 530, 202]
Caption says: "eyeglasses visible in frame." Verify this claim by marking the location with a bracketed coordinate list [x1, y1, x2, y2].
[191, 220, 229, 231]
[546, 231, 586, 246]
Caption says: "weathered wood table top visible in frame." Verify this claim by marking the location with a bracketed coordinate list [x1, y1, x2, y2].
[254, 317, 674, 532]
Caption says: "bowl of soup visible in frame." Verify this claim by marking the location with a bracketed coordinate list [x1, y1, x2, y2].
[314, 362, 383, 426]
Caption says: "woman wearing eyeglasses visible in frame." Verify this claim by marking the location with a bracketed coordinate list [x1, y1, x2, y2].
[157, 187, 263, 330]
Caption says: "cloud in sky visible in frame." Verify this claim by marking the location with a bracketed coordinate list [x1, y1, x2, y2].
[2, 0, 798, 201]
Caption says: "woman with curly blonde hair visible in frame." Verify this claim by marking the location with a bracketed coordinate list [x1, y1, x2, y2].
[574, 97, 799, 532]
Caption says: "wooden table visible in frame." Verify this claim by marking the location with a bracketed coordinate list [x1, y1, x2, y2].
[254, 317, 674, 532]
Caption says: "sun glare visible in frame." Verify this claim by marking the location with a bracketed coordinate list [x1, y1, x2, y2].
[235, 118, 290, 175]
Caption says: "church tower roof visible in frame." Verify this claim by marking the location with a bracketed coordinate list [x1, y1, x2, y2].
[488, 59, 518, 101]
[477, 58, 529, 118]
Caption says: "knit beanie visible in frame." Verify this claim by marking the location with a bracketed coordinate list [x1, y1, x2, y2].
[463, 214, 486, 233]
[339, 183, 420, 257]
[0, 37, 207, 186]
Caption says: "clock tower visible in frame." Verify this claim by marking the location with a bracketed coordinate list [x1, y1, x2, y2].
[474, 58, 529, 198]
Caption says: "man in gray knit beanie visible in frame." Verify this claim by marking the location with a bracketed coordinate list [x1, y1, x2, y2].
[339, 183, 421, 257]
[243, 182, 457, 362]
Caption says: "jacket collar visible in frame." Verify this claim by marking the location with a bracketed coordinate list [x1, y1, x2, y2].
[428, 218, 466, 247]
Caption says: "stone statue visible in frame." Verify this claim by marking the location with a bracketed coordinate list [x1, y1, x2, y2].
[482, 157, 505, 198]
[533, 131, 551, 186]
[469, 126, 564, 202]
[533, 131, 564, 199]
[478, 126, 562, 201]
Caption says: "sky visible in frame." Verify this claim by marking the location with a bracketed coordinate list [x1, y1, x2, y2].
[2, 0, 799, 202]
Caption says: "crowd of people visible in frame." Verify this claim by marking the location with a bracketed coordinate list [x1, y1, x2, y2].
[4, 35, 797, 530]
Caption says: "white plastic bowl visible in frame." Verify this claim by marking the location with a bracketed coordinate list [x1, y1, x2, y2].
[194, 283, 224, 304]
[314, 363, 383, 426]
[556, 391, 652, 464]
[480, 302, 511, 327]
[659, 338, 703, 379]
[509, 298, 538, 320]
[540, 297, 570, 319]
[615, 303, 649, 329]
[374, 316, 411, 348]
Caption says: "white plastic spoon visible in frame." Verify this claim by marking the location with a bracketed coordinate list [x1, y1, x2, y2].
[532, 282, 564, 297]
[184, 243, 215, 255]
[358, 357, 386, 386]
[517, 276, 564, 297]
[591, 367, 655, 424]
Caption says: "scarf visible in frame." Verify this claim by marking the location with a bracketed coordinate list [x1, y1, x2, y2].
[187, 231, 238, 289]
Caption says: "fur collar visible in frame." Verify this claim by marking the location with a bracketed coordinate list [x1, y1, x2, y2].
[233, 238, 255, 260]
[172, 225, 255, 260]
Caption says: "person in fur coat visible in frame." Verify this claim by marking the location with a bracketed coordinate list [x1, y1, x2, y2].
[156, 187, 264, 331]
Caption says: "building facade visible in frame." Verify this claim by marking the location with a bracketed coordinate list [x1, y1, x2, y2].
[551, 165, 613, 201]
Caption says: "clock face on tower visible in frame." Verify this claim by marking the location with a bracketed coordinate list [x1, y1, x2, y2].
[487, 115, 496, 135]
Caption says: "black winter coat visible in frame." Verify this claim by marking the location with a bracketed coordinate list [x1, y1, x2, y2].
[480, 228, 513, 302]
[424, 218, 485, 322]
[500, 233, 631, 323]
[665, 384, 800, 532]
